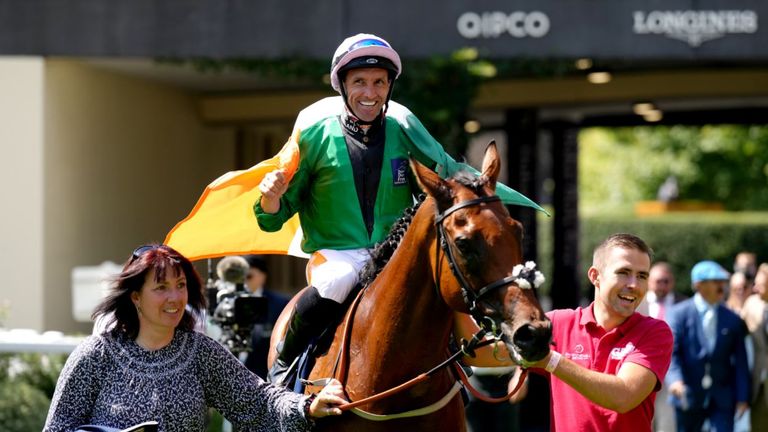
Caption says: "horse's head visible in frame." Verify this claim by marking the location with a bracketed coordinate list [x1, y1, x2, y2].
[412, 142, 551, 364]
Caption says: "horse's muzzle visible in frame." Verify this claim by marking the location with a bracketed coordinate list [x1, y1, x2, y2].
[511, 320, 552, 363]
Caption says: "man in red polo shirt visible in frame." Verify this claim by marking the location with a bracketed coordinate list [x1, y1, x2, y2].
[524, 233, 673, 431]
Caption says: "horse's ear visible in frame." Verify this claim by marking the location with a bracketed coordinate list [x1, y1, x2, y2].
[481, 140, 500, 192]
[410, 158, 451, 204]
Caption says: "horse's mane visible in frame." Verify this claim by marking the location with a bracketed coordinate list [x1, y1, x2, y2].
[358, 194, 426, 287]
[358, 170, 490, 287]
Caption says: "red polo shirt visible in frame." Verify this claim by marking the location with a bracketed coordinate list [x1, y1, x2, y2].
[545, 303, 673, 431]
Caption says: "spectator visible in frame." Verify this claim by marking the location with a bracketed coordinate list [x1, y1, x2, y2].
[666, 260, 750, 432]
[645, 262, 686, 321]
[726, 271, 753, 316]
[741, 263, 768, 431]
[642, 262, 686, 432]
[44, 244, 345, 432]
[241, 255, 290, 379]
[521, 233, 673, 431]
[725, 271, 754, 432]
[734, 251, 758, 283]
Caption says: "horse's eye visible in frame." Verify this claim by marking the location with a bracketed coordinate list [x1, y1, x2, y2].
[453, 214, 468, 227]
[454, 236, 472, 254]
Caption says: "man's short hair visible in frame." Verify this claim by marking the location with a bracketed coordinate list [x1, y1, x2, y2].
[592, 233, 653, 270]
[243, 254, 268, 274]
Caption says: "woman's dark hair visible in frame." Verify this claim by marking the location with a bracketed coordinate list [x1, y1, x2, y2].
[92, 244, 205, 339]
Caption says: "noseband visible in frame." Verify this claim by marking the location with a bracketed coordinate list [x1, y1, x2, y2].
[434, 195, 525, 327]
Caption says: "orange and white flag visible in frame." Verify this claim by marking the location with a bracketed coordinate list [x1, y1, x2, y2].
[164, 130, 306, 261]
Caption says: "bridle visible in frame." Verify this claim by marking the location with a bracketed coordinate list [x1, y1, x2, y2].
[434, 195, 526, 332]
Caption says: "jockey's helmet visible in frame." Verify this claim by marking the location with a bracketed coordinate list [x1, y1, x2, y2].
[330, 33, 402, 94]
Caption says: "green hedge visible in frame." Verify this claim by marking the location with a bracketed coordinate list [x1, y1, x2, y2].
[536, 211, 768, 300]
[0, 352, 67, 432]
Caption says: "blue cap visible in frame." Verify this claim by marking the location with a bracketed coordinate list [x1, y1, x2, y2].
[691, 260, 730, 284]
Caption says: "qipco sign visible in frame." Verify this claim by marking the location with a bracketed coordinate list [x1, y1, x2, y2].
[457, 11, 551, 39]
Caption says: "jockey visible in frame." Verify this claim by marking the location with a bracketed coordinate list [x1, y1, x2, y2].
[257, 33, 537, 384]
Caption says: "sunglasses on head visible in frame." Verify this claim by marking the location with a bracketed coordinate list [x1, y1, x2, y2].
[131, 244, 161, 261]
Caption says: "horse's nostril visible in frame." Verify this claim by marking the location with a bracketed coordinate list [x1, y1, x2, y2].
[513, 323, 552, 349]
[512, 323, 552, 363]
[513, 324, 536, 347]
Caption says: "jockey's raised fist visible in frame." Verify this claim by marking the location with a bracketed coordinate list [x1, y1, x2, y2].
[259, 169, 289, 214]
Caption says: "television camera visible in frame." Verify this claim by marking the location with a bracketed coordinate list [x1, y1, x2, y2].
[207, 256, 268, 354]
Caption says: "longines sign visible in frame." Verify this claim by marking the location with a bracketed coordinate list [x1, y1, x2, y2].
[633, 10, 758, 47]
[455, 8, 759, 48]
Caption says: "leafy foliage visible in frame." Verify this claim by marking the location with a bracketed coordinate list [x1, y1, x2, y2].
[0, 352, 68, 432]
[580, 125, 768, 211]
[164, 57, 329, 89]
[9, 352, 68, 398]
[0, 381, 49, 431]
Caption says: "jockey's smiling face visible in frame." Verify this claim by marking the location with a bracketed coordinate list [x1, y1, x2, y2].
[343, 68, 391, 122]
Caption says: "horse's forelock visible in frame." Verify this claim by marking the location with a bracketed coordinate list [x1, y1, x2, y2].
[452, 170, 489, 195]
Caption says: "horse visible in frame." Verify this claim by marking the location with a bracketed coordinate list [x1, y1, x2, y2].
[269, 142, 552, 431]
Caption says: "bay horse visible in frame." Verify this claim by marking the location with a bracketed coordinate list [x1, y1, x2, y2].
[269, 143, 552, 431]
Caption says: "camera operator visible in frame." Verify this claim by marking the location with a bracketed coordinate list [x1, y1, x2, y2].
[208, 256, 270, 356]
[241, 255, 290, 379]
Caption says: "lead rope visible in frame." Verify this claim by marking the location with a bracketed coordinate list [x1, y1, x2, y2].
[453, 363, 529, 403]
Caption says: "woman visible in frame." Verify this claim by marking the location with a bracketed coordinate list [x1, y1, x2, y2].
[45, 244, 345, 432]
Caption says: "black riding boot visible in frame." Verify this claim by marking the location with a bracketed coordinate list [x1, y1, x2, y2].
[267, 287, 344, 385]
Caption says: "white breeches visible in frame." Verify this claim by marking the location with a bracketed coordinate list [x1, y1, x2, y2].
[306, 248, 371, 303]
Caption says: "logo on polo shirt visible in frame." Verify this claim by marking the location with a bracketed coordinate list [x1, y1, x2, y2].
[565, 344, 590, 361]
[391, 158, 409, 186]
[610, 342, 636, 360]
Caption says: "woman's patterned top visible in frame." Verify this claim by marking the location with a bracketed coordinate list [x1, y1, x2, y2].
[44, 329, 311, 432]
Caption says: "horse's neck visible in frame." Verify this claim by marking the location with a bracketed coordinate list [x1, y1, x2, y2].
[355, 200, 454, 371]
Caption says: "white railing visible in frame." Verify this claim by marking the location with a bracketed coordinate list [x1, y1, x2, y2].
[0, 328, 84, 354]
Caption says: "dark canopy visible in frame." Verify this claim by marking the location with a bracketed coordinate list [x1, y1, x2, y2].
[1, 0, 766, 60]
